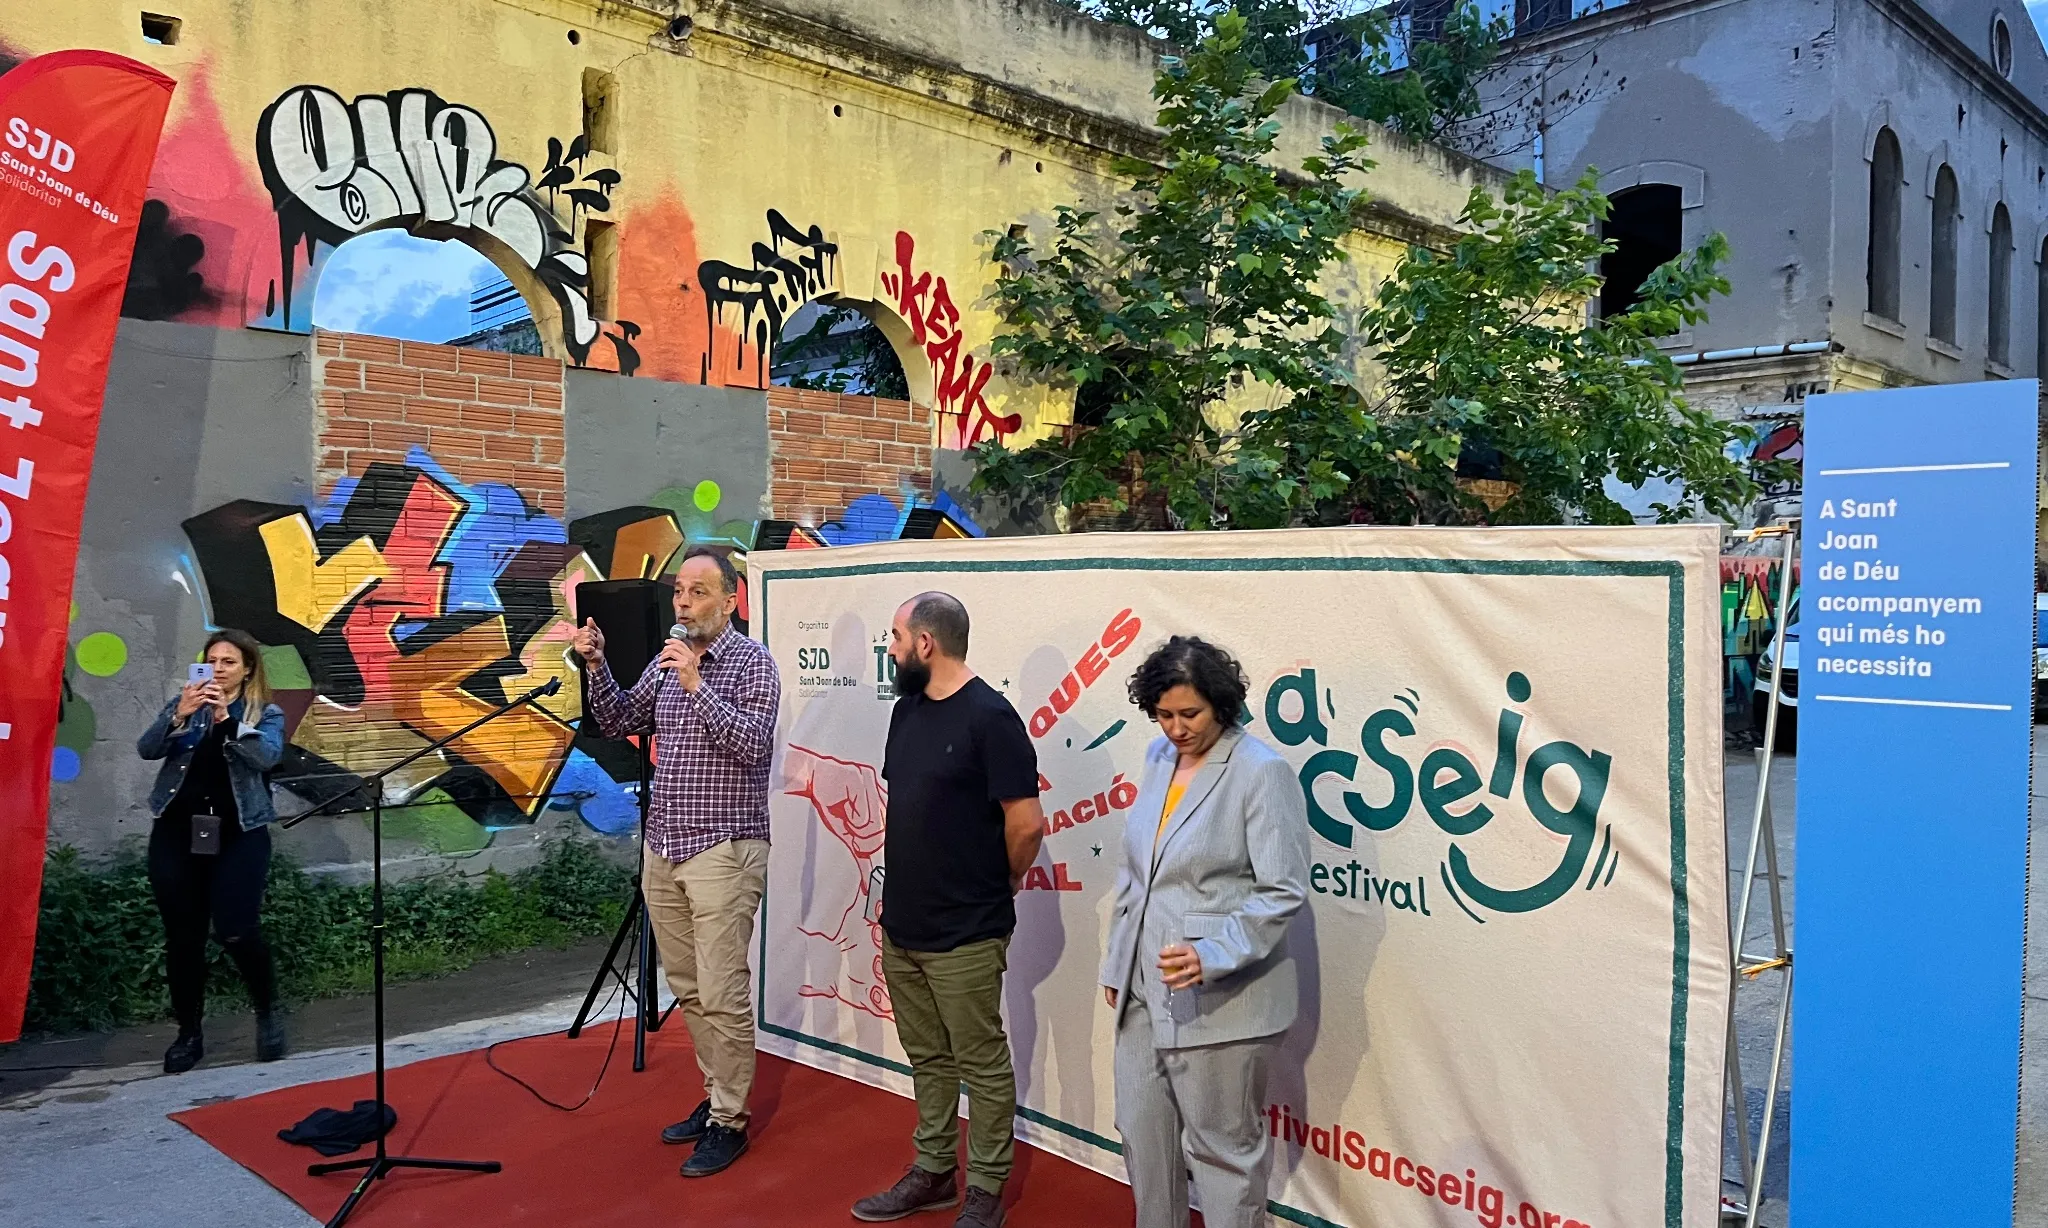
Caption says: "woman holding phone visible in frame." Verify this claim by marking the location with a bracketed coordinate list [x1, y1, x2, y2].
[136, 628, 289, 1073]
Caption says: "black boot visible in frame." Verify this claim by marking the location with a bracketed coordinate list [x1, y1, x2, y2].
[256, 1011, 287, 1062]
[163, 1032, 204, 1075]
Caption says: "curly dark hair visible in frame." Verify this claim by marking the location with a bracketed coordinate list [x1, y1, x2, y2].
[1125, 636, 1250, 726]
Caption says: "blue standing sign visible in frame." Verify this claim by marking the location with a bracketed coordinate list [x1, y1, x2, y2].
[1794, 380, 2038, 1223]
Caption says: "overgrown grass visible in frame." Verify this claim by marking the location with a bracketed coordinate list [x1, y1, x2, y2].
[24, 839, 632, 1035]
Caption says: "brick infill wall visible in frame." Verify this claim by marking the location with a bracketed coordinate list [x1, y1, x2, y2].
[768, 386, 933, 525]
[313, 331, 567, 515]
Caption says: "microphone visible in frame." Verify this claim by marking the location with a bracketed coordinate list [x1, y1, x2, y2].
[658, 623, 689, 675]
[541, 676, 562, 697]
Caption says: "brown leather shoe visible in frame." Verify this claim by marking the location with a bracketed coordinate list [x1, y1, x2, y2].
[851, 1164, 958, 1221]
[954, 1186, 1004, 1228]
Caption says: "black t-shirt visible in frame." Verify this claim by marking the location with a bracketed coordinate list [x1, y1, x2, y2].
[881, 676, 1039, 952]
[169, 717, 240, 826]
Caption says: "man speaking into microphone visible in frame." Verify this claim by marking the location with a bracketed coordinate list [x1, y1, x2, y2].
[574, 547, 781, 1178]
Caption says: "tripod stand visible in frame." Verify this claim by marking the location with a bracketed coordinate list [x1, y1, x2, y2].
[561, 577, 678, 1070]
[567, 730, 674, 1070]
[282, 677, 562, 1227]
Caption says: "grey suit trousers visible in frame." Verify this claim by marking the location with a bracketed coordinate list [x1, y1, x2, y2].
[1114, 986, 1276, 1228]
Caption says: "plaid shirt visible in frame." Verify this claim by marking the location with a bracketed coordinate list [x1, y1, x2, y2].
[584, 626, 781, 864]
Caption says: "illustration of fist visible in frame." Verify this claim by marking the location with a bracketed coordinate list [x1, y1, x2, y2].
[784, 745, 887, 861]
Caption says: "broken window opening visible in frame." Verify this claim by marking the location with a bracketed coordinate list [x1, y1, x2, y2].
[1600, 183, 1683, 320]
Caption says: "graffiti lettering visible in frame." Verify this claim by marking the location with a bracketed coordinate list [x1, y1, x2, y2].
[881, 231, 1018, 447]
[255, 85, 602, 362]
[697, 209, 839, 386]
[185, 450, 587, 819]
[172, 449, 987, 826]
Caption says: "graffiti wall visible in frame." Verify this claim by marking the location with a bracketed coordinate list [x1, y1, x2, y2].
[1722, 553, 1800, 715]
[14, 0, 1522, 866]
[49, 318, 984, 863]
[1, 0, 1505, 449]
[173, 446, 981, 842]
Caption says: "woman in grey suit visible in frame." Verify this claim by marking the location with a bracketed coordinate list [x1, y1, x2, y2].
[1100, 636, 1310, 1228]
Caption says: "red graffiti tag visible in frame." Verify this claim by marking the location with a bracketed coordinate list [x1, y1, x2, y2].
[881, 231, 1019, 448]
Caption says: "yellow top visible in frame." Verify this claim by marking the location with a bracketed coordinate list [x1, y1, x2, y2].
[1158, 780, 1188, 841]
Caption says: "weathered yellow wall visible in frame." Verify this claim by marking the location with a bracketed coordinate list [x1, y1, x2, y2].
[0, 0, 1515, 446]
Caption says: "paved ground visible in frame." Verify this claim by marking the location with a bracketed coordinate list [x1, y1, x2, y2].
[1721, 740, 1795, 1225]
[0, 940, 619, 1228]
[1719, 726, 2048, 1228]
[2, 740, 2041, 1227]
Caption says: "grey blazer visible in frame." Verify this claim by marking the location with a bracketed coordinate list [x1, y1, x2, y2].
[1100, 726, 1310, 1049]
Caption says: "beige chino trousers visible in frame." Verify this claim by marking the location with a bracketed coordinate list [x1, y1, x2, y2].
[642, 837, 769, 1129]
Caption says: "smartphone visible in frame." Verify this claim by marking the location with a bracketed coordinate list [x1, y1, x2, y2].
[188, 662, 214, 685]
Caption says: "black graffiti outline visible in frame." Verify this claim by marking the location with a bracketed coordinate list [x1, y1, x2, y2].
[255, 84, 607, 364]
[695, 209, 839, 386]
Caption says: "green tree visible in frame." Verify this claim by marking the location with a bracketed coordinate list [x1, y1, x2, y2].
[972, 10, 1370, 529]
[1048, 0, 1507, 140]
[1312, 3, 1507, 143]
[974, 17, 1772, 529]
[1232, 169, 1769, 527]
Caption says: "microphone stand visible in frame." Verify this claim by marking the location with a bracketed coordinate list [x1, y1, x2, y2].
[280, 676, 563, 1227]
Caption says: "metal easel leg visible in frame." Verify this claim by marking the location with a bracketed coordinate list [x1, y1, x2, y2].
[1724, 525, 1798, 1222]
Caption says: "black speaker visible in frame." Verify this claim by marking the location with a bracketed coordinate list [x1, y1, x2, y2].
[575, 579, 672, 695]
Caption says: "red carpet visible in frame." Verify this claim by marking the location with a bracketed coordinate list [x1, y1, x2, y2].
[172, 1023, 1135, 1227]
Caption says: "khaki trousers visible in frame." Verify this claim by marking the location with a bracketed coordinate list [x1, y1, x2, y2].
[642, 837, 769, 1129]
[881, 933, 1016, 1195]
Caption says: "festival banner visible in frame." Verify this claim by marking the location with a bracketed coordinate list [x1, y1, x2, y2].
[0, 52, 176, 1041]
[750, 526, 1729, 1228]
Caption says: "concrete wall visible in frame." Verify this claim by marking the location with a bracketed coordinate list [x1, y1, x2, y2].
[58, 320, 314, 855]
[1476, 0, 2048, 386]
[564, 373, 771, 523]
[1828, 0, 2048, 383]
[1476, 0, 1841, 355]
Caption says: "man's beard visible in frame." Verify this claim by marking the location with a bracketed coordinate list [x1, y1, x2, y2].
[679, 611, 727, 642]
[893, 651, 932, 697]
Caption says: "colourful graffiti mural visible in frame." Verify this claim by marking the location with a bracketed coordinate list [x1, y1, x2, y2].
[1722, 553, 1800, 712]
[174, 448, 980, 837]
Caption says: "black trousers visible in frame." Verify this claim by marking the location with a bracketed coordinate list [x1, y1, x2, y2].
[148, 812, 277, 1034]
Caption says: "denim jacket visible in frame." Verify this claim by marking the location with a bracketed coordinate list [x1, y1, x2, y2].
[137, 696, 288, 830]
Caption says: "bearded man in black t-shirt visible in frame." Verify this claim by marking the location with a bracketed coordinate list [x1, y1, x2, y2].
[850, 592, 1044, 1228]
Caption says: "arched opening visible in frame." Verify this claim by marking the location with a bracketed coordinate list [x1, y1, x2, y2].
[1990, 203, 2014, 365]
[2037, 237, 2048, 376]
[1867, 127, 1903, 321]
[1930, 165, 1960, 345]
[769, 299, 911, 398]
[310, 229, 540, 352]
[1600, 184, 1683, 319]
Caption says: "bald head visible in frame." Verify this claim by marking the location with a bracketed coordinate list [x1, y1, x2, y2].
[900, 591, 970, 660]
